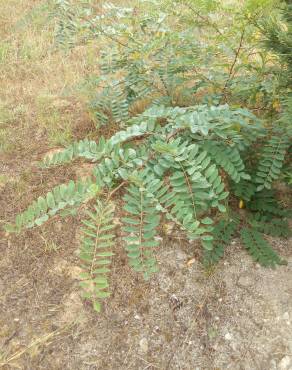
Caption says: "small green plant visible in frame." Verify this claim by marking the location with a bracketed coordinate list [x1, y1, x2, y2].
[79, 200, 115, 312]
[6, 0, 291, 311]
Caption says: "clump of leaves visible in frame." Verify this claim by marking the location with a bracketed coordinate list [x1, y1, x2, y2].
[6, 0, 291, 311]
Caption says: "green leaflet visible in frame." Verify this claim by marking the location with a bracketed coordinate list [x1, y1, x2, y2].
[203, 141, 250, 183]
[255, 136, 289, 191]
[93, 147, 148, 188]
[10, 178, 95, 232]
[42, 138, 113, 167]
[79, 200, 115, 312]
[247, 189, 289, 218]
[167, 141, 228, 217]
[203, 217, 240, 267]
[122, 178, 161, 280]
[231, 179, 257, 202]
[41, 119, 155, 169]
[249, 213, 291, 238]
[240, 228, 285, 267]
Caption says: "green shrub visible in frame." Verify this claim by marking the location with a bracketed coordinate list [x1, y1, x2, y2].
[6, 0, 291, 311]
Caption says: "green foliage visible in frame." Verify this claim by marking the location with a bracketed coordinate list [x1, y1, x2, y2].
[42, 138, 113, 167]
[261, 0, 292, 87]
[80, 200, 115, 311]
[52, 0, 85, 48]
[255, 135, 290, 191]
[90, 84, 130, 126]
[122, 175, 161, 279]
[240, 228, 285, 267]
[248, 213, 291, 238]
[203, 216, 239, 267]
[231, 179, 257, 202]
[6, 0, 292, 311]
[203, 142, 250, 183]
[247, 189, 288, 218]
[282, 140, 292, 184]
[6, 179, 96, 233]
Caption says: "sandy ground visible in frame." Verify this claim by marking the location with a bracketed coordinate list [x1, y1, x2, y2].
[0, 220, 291, 369]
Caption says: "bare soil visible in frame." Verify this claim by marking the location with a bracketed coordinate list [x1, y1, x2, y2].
[0, 181, 291, 370]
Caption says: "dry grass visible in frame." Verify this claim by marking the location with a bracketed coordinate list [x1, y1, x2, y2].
[0, 7, 99, 366]
[0, 0, 100, 160]
[0, 321, 75, 368]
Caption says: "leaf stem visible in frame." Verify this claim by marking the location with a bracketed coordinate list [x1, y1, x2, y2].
[220, 28, 246, 103]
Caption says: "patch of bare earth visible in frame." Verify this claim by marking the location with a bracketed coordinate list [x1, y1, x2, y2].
[0, 217, 291, 370]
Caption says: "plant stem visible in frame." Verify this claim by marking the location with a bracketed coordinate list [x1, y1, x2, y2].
[220, 29, 246, 104]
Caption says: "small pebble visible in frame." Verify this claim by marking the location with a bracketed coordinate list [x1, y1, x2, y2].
[283, 312, 290, 321]
[139, 338, 148, 353]
[224, 332, 233, 341]
[278, 356, 291, 370]
[238, 275, 253, 287]
[176, 250, 187, 261]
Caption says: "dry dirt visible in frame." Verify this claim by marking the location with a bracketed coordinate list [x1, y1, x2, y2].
[0, 208, 291, 370]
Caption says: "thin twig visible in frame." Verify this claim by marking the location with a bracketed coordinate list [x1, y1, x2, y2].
[107, 181, 127, 201]
[193, 67, 218, 87]
[166, 128, 184, 142]
[220, 28, 246, 104]
[96, 27, 128, 47]
[185, 4, 223, 37]
[122, 344, 133, 367]
[137, 355, 161, 369]
[0, 322, 74, 368]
